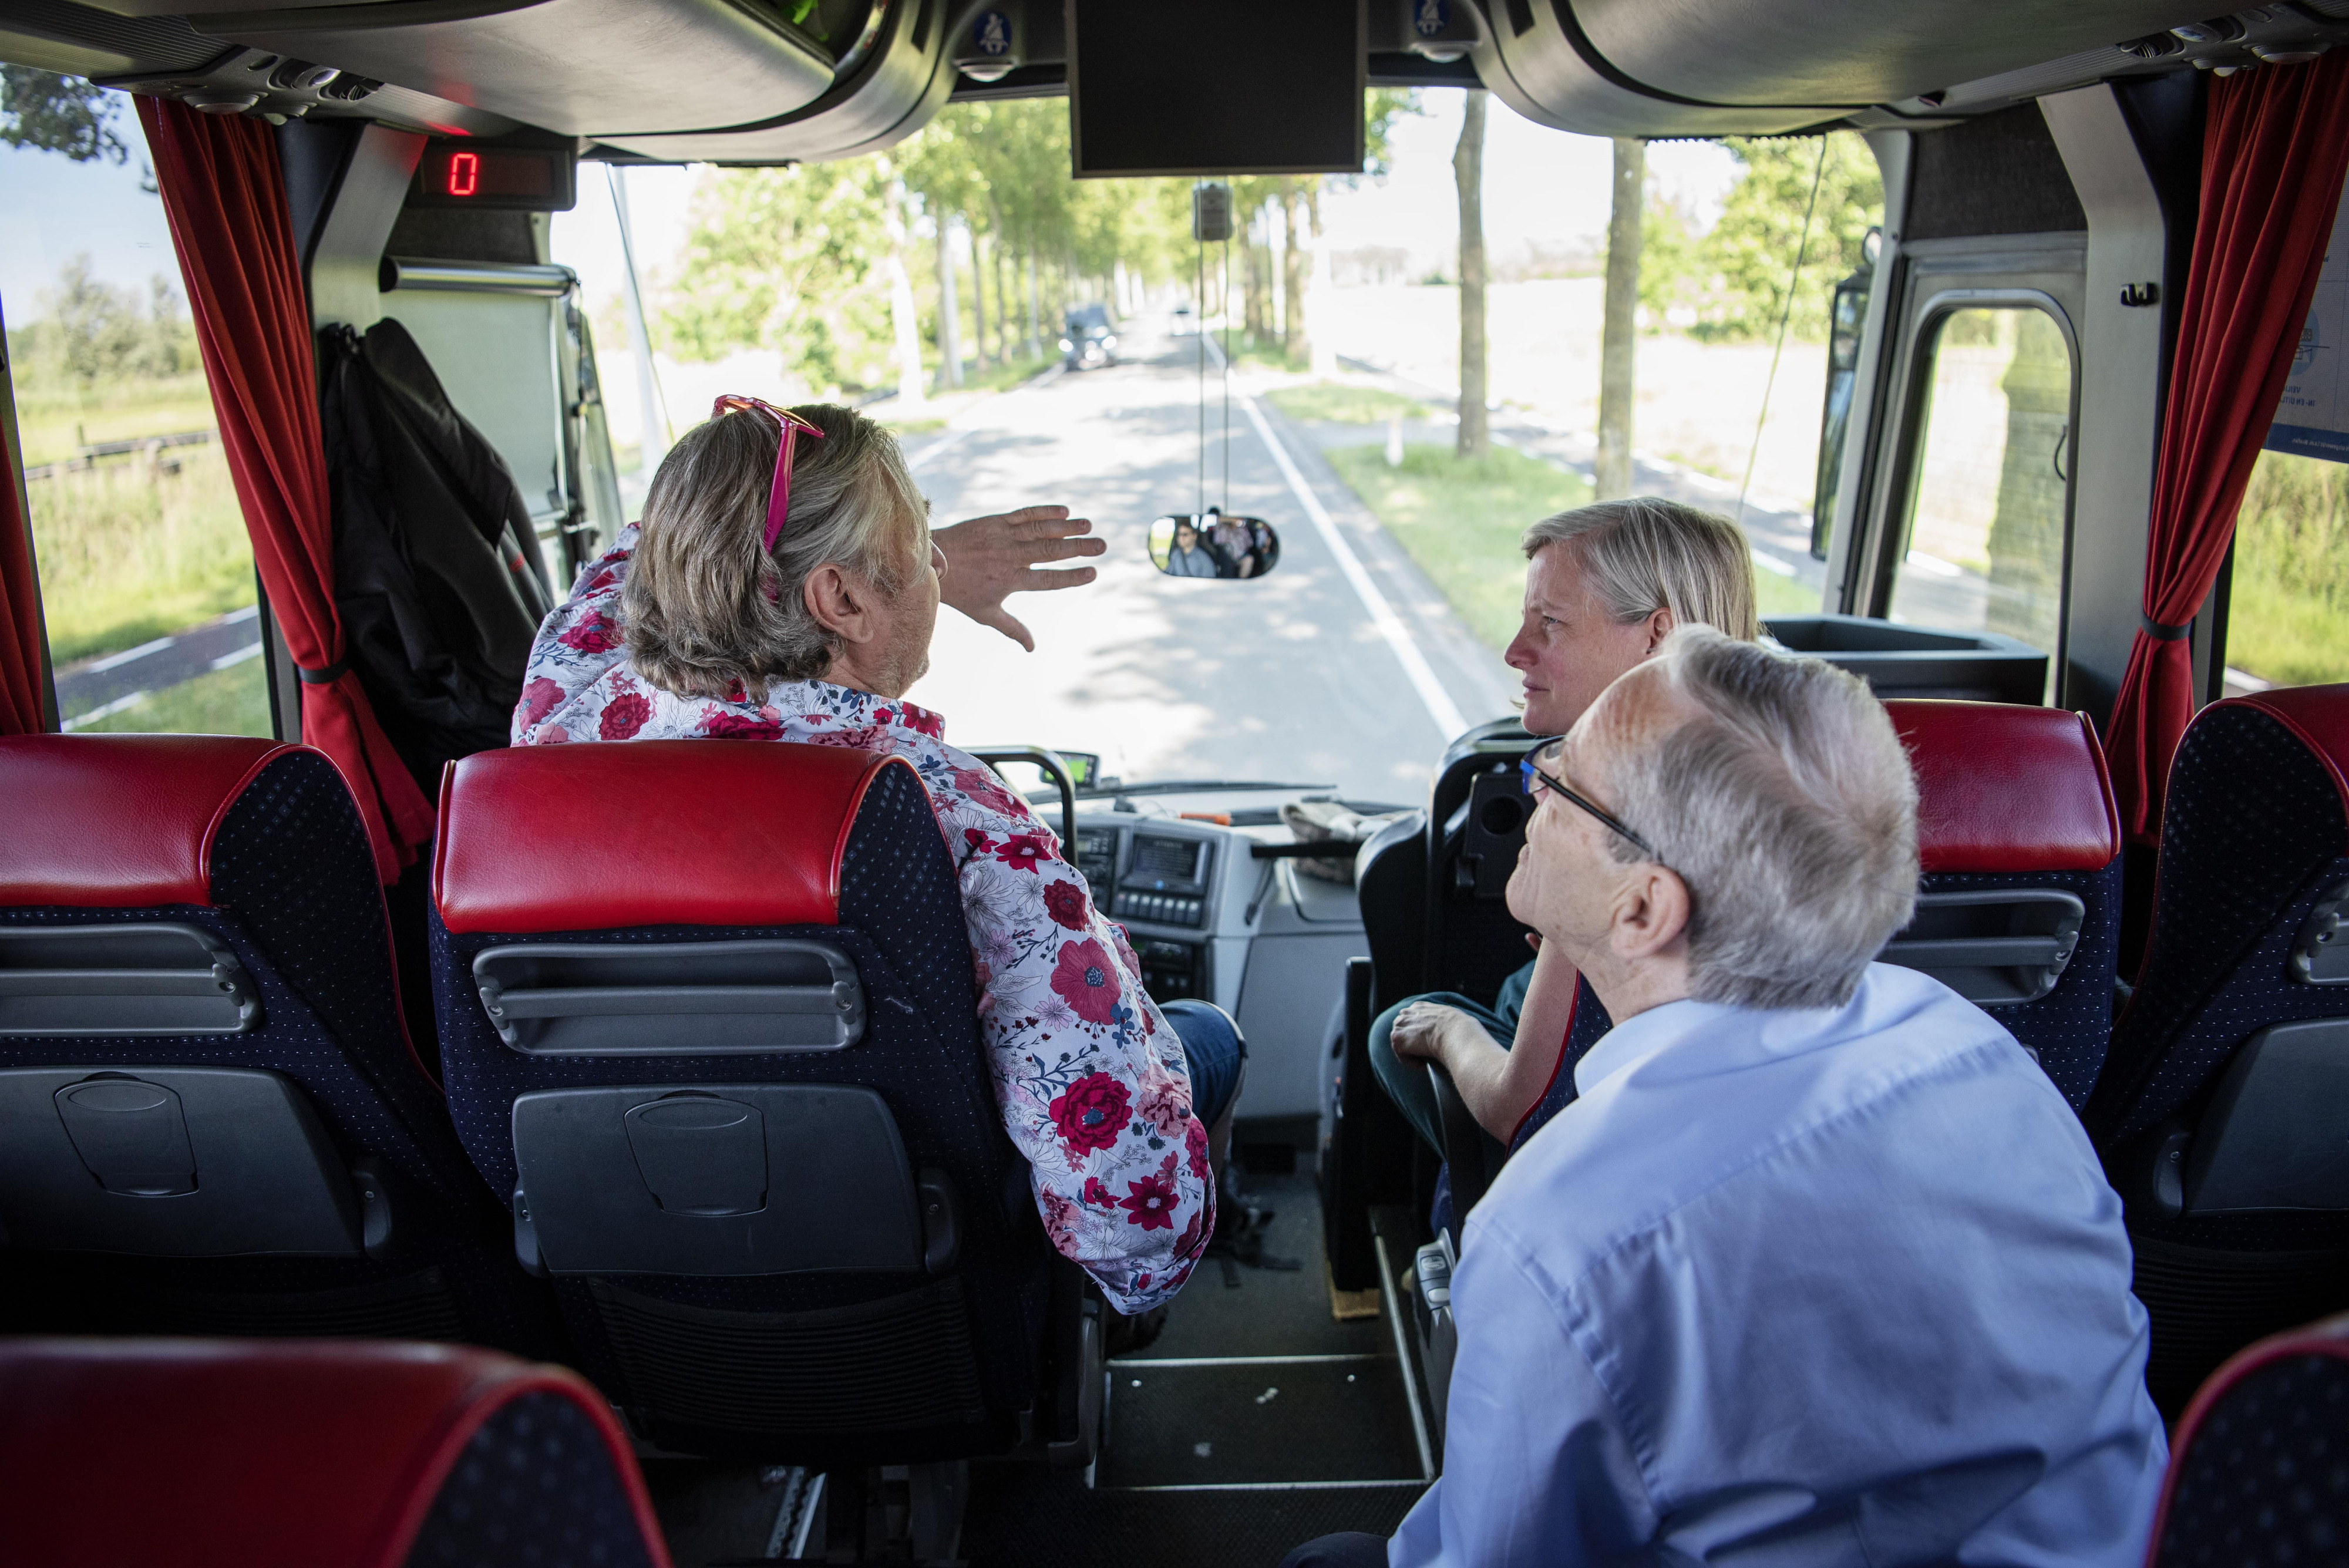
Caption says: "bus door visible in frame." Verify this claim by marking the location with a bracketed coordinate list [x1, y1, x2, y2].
[1832, 109, 2088, 708]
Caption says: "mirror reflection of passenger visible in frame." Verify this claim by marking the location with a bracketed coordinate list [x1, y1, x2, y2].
[1206, 514, 1256, 578]
[1287, 631, 2168, 1567]
[1249, 518, 1278, 573]
[1165, 519, 1222, 578]
[1374, 499, 1758, 1148]
[511, 398, 1242, 1314]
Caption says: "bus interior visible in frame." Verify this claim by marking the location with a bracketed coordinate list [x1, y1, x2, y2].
[6, 0, 2349, 1561]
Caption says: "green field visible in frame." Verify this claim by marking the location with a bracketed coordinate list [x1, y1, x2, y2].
[24, 442, 258, 664]
[1265, 382, 1433, 425]
[1323, 442, 1596, 651]
[15, 371, 216, 467]
[2227, 449, 2349, 688]
[1321, 439, 1815, 652]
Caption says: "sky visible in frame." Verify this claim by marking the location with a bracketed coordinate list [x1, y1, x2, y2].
[0, 85, 1737, 328]
[1318, 90, 1738, 274]
[0, 104, 177, 321]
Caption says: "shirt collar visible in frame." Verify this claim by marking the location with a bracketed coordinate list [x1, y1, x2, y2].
[1570, 985, 1859, 1099]
[763, 679, 947, 739]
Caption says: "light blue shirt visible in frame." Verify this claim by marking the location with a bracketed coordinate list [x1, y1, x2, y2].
[1392, 963, 2166, 1567]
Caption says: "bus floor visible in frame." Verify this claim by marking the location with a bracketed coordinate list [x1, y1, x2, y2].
[644, 1148, 1432, 1566]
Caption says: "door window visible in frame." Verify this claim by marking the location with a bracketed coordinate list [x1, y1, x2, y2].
[2224, 449, 2349, 694]
[1887, 305, 2074, 675]
[2, 76, 270, 736]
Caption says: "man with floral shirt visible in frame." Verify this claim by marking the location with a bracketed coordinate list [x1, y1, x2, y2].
[512, 399, 1239, 1314]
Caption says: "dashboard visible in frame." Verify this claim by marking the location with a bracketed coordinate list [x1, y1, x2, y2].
[1073, 819, 1221, 1001]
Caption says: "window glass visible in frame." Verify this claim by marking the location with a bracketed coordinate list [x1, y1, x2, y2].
[1887, 305, 2073, 675]
[1, 77, 270, 736]
[2224, 449, 2349, 694]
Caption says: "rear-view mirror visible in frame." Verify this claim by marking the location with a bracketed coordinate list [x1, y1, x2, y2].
[1149, 512, 1281, 580]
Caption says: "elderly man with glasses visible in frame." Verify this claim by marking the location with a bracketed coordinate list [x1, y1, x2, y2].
[1287, 628, 2166, 1568]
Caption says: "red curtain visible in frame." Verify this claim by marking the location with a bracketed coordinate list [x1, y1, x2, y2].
[2106, 53, 2349, 842]
[0, 455, 46, 735]
[136, 99, 433, 880]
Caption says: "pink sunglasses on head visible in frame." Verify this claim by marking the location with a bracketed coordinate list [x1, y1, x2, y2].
[712, 393, 826, 551]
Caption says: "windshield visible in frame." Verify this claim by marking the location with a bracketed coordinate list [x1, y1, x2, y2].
[547, 96, 1883, 806]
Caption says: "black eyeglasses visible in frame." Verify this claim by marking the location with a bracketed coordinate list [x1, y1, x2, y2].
[1519, 740, 1660, 861]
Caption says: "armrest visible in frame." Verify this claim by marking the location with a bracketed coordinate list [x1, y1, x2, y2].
[1428, 1061, 1506, 1239]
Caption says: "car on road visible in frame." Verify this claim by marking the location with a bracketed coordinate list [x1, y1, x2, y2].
[1060, 302, 1118, 369]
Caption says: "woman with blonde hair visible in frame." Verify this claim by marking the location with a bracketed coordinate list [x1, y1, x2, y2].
[516, 396, 1243, 1315]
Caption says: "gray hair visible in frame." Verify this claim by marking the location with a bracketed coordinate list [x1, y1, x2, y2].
[1523, 497, 1760, 642]
[1589, 625, 1918, 1010]
[622, 402, 926, 701]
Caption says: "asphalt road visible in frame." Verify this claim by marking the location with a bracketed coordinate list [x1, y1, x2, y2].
[54, 604, 263, 730]
[900, 321, 1520, 809]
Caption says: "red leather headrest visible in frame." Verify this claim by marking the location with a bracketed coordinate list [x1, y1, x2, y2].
[436, 739, 918, 935]
[1885, 701, 2120, 874]
[0, 734, 294, 908]
[2219, 684, 2349, 822]
[0, 1338, 670, 1568]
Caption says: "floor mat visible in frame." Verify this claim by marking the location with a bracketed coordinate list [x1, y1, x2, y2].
[958, 1463, 1425, 1568]
[1099, 1357, 1426, 1488]
[1136, 1168, 1386, 1362]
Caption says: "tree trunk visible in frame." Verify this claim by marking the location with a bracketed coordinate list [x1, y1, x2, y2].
[1455, 90, 1489, 460]
[887, 183, 926, 409]
[1281, 179, 1307, 362]
[934, 213, 963, 390]
[1244, 208, 1268, 342]
[1597, 137, 1644, 500]
[971, 230, 992, 370]
[1307, 184, 1335, 376]
[1025, 250, 1039, 356]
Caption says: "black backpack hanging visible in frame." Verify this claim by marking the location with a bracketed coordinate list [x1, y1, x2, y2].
[318, 318, 554, 792]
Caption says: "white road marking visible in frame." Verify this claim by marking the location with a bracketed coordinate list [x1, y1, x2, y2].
[1751, 548, 1798, 578]
[907, 426, 976, 471]
[82, 635, 175, 675]
[61, 690, 150, 731]
[1239, 393, 1471, 745]
[210, 641, 264, 671]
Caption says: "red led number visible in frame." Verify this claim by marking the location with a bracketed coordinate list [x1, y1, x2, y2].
[447, 151, 480, 198]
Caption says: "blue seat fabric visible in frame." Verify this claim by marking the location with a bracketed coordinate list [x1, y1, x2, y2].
[0, 749, 549, 1350]
[429, 761, 1048, 1456]
[2151, 1351, 2349, 1566]
[2089, 702, 2349, 1170]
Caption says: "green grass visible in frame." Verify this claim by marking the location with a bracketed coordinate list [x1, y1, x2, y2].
[73, 660, 272, 738]
[884, 416, 947, 436]
[1266, 382, 1435, 425]
[1754, 566, 1826, 618]
[1324, 442, 1595, 651]
[25, 443, 259, 663]
[15, 373, 217, 467]
[965, 352, 1056, 393]
[1209, 333, 1307, 375]
[2227, 450, 2349, 687]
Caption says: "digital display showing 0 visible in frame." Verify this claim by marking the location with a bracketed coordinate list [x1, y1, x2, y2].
[407, 144, 577, 211]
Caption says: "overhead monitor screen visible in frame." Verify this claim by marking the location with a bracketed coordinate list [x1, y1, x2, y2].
[1068, 0, 1365, 178]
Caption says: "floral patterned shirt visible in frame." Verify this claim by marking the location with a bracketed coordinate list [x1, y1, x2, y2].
[511, 527, 1211, 1311]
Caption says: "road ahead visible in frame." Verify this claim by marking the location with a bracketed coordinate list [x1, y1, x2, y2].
[901, 321, 1518, 809]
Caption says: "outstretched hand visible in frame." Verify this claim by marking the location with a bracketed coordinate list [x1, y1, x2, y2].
[933, 506, 1108, 652]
